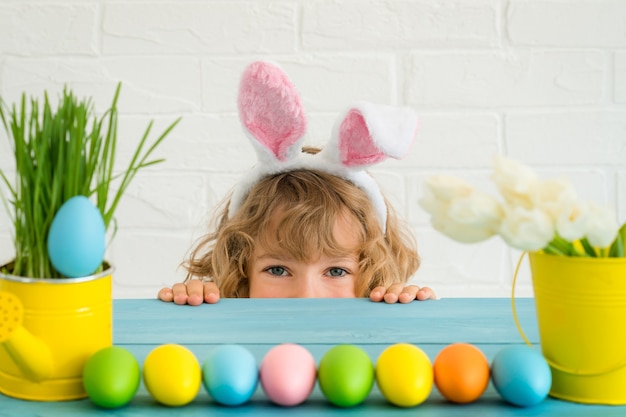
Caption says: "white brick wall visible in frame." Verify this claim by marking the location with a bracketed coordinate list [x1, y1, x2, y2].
[1, 0, 625, 299]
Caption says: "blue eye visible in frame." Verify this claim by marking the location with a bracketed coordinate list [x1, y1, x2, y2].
[266, 266, 288, 276]
[327, 268, 347, 277]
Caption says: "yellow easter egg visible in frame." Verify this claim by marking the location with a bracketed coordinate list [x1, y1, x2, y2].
[143, 344, 201, 406]
[376, 343, 433, 407]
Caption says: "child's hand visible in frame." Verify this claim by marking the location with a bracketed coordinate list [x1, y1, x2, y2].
[369, 284, 436, 303]
[157, 280, 220, 306]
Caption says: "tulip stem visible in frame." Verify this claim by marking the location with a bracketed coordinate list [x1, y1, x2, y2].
[580, 238, 597, 257]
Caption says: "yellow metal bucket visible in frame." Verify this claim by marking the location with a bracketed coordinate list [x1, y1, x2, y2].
[0, 266, 112, 401]
[529, 252, 626, 405]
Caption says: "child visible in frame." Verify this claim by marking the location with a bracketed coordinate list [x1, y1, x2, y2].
[158, 61, 435, 305]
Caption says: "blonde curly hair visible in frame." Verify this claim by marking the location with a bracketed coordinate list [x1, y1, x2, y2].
[184, 169, 419, 298]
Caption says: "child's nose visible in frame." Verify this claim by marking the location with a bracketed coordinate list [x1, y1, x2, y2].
[292, 286, 318, 298]
[292, 277, 321, 298]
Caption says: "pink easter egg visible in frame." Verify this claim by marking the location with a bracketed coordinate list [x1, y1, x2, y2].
[259, 343, 316, 406]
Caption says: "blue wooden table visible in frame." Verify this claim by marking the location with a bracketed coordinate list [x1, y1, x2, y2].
[0, 298, 623, 416]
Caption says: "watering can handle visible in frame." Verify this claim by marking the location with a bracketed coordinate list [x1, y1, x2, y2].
[511, 252, 626, 377]
[511, 251, 533, 346]
[0, 291, 54, 381]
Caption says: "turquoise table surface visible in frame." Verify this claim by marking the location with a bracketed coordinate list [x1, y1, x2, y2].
[1, 298, 624, 416]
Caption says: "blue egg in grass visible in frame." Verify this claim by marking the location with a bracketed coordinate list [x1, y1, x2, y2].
[491, 346, 552, 407]
[202, 345, 259, 406]
[47, 196, 105, 277]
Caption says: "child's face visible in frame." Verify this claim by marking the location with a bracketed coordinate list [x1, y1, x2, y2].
[247, 211, 360, 298]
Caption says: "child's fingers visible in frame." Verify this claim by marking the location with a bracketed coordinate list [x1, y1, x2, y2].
[171, 283, 191, 305]
[398, 285, 420, 303]
[159, 281, 219, 305]
[416, 286, 437, 301]
[371, 284, 428, 303]
[184, 280, 205, 306]
[383, 283, 405, 303]
[157, 287, 174, 302]
[203, 282, 221, 304]
[369, 286, 386, 302]
[373, 284, 437, 303]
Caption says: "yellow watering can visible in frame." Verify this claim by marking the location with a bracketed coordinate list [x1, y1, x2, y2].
[0, 269, 112, 401]
[0, 291, 54, 382]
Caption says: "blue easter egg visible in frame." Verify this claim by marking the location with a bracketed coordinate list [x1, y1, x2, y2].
[47, 196, 105, 277]
[491, 346, 552, 407]
[202, 345, 258, 406]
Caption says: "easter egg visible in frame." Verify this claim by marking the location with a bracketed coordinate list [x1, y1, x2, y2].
[83, 346, 140, 408]
[143, 344, 202, 407]
[259, 343, 316, 406]
[491, 346, 551, 407]
[433, 343, 490, 403]
[202, 345, 258, 406]
[47, 195, 105, 277]
[318, 344, 374, 407]
[376, 343, 433, 407]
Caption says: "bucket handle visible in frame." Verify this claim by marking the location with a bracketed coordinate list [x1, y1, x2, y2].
[511, 251, 533, 347]
[511, 251, 626, 377]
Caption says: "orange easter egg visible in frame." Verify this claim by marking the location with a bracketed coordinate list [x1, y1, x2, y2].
[433, 343, 490, 404]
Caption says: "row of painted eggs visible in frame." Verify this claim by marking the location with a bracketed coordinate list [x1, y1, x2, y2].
[83, 342, 551, 409]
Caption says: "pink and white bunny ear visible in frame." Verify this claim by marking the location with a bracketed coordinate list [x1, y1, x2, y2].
[229, 61, 308, 218]
[322, 102, 418, 168]
[316, 102, 418, 232]
[238, 61, 307, 164]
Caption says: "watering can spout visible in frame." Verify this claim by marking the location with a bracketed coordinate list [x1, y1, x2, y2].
[0, 291, 54, 382]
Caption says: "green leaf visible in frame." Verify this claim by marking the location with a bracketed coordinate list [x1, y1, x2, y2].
[609, 223, 626, 258]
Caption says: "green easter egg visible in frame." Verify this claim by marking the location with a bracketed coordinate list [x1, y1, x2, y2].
[318, 344, 375, 407]
[83, 346, 140, 408]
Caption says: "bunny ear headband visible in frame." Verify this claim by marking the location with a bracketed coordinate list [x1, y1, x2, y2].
[229, 61, 419, 233]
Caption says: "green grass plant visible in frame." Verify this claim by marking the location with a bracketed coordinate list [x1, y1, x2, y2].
[0, 83, 179, 278]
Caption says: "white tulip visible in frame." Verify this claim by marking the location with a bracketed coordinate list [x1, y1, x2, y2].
[432, 191, 504, 243]
[491, 155, 538, 209]
[432, 215, 496, 243]
[419, 187, 446, 217]
[585, 203, 619, 248]
[499, 205, 554, 251]
[419, 175, 475, 216]
[534, 178, 578, 222]
[556, 201, 591, 242]
[422, 175, 474, 202]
